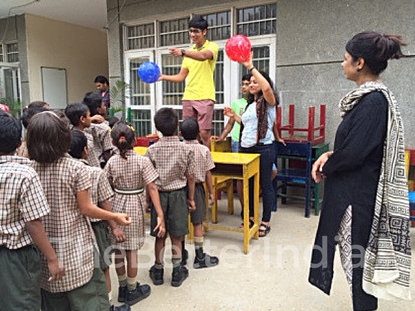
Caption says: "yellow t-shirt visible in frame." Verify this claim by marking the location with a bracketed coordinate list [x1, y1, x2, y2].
[182, 40, 218, 101]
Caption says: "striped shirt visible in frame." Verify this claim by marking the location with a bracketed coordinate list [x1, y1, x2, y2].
[31, 155, 95, 293]
[0, 156, 50, 249]
[145, 136, 195, 191]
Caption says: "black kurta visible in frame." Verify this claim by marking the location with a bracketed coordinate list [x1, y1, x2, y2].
[309, 91, 388, 311]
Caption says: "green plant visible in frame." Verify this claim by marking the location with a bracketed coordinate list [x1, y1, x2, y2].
[109, 80, 130, 117]
[0, 97, 21, 118]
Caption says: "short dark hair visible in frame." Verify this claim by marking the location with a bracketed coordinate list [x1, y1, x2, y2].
[27, 111, 71, 163]
[69, 129, 87, 159]
[110, 121, 135, 159]
[0, 110, 22, 154]
[65, 103, 89, 126]
[94, 75, 109, 85]
[345, 31, 406, 75]
[28, 101, 49, 109]
[180, 118, 199, 141]
[81, 92, 102, 116]
[189, 15, 208, 30]
[20, 106, 47, 129]
[154, 107, 178, 136]
[106, 116, 119, 128]
[242, 73, 251, 82]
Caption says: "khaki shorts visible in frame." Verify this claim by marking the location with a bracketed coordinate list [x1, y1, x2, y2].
[182, 99, 214, 130]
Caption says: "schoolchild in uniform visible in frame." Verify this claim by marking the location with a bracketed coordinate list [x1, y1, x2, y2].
[104, 121, 165, 305]
[69, 129, 125, 303]
[145, 107, 196, 287]
[82, 92, 113, 168]
[0, 110, 65, 311]
[65, 102, 101, 167]
[26, 111, 131, 311]
[180, 118, 219, 269]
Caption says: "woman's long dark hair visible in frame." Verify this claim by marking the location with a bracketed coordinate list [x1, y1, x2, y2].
[345, 31, 406, 75]
[246, 70, 279, 106]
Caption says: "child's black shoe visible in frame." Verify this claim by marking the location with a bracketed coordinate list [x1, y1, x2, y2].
[149, 265, 164, 285]
[171, 265, 189, 287]
[193, 253, 219, 269]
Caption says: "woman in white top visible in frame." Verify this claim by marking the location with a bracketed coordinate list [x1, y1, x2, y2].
[224, 54, 277, 237]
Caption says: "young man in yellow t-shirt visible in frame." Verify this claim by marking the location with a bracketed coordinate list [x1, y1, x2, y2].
[158, 15, 218, 148]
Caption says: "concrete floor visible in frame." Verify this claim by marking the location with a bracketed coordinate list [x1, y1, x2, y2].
[110, 198, 415, 311]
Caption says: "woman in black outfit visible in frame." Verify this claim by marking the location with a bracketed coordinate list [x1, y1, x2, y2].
[309, 31, 411, 311]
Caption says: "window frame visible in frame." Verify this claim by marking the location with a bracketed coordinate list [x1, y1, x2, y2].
[123, 3, 277, 136]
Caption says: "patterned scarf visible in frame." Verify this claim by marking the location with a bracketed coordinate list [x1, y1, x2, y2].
[256, 95, 268, 142]
[238, 95, 269, 147]
[340, 81, 411, 300]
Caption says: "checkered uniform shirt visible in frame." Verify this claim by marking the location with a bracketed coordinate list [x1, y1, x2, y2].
[0, 156, 50, 249]
[104, 150, 158, 249]
[145, 136, 196, 191]
[31, 155, 95, 293]
[183, 140, 215, 183]
[79, 159, 113, 222]
[68, 128, 100, 168]
[84, 122, 113, 165]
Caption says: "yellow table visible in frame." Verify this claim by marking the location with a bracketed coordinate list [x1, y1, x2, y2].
[205, 152, 260, 254]
[134, 146, 147, 156]
[134, 147, 260, 254]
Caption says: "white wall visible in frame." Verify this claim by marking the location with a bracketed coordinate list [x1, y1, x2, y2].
[25, 14, 109, 106]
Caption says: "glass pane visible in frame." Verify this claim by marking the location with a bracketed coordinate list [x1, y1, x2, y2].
[127, 24, 155, 50]
[129, 57, 151, 106]
[131, 109, 151, 136]
[214, 50, 224, 105]
[161, 54, 184, 106]
[159, 18, 189, 47]
[211, 109, 224, 137]
[237, 4, 277, 36]
[240, 45, 270, 83]
[203, 11, 231, 41]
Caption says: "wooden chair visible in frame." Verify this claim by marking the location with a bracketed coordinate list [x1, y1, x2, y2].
[208, 137, 234, 223]
[275, 141, 313, 217]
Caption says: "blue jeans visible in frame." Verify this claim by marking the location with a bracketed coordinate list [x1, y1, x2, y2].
[231, 139, 239, 153]
[240, 143, 276, 223]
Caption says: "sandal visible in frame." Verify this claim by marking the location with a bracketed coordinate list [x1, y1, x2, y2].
[239, 218, 254, 229]
[259, 223, 271, 237]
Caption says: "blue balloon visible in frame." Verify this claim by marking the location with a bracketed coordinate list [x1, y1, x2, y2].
[137, 61, 160, 83]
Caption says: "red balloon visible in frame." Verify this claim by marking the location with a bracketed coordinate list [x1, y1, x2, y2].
[0, 103, 10, 113]
[225, 34, 251, 62]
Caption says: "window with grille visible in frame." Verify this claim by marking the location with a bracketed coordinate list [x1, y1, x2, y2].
[0, 45, 3, 62]
[204, 11, 231, 41]
[124, 2, 276, 136]
[6, 43, 18, 62]
[160, 53, 184, 106]
[159, 18, 189, 47]
[237, 4, 277, 36]
[127, 23, 155, 50]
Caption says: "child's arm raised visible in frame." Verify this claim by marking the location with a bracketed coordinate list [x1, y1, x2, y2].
[76, 190, 131, 226]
